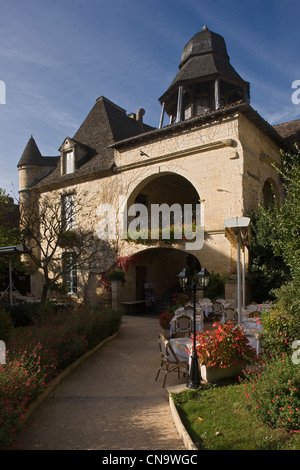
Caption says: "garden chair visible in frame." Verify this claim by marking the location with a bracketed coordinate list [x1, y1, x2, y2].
[224, 306, 237, 322]
[212, 301, 224, 321]
[155, 334, 189, 388]
[175, 314, 192, 337]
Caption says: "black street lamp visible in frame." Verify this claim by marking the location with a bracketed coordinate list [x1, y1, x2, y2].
[177, 267, 210, 389]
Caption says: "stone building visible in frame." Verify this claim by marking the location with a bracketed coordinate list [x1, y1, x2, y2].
[17, 26, 299, 309]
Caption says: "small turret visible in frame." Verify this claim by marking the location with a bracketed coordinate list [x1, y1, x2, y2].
[18, 136, 57, 191]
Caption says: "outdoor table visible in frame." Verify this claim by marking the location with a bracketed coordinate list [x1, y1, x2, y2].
[169, 337, 192, 363]
[244, 330, 261, 355]
[199, 301, 213, 318]
[242, 318, 263, 355]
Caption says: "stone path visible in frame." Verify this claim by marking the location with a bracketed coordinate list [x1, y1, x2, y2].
[19, 314, 188, 450]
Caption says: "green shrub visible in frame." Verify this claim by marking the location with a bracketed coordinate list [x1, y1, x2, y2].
[204, 272, 227, 301]
[260, 281, 300, 356]
[6, 302, 39, 327]
[244, 355, 300, 432]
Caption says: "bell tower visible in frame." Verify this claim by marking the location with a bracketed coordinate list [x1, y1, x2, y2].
[158, 25, 250, 128]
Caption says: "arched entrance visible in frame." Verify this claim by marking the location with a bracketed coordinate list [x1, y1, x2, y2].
[120, 172, 204, 312]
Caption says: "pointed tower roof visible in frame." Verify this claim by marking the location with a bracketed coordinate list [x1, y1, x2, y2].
[159, 25, 249, 103]
[18, 136, 58, 168]
[17, 135, 43, 166]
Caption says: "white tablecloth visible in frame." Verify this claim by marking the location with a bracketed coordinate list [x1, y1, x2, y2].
[169, 337, 193, 363]
[242, 318, 262, 355]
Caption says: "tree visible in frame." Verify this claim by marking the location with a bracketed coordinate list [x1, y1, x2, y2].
[270, 145, 300, 282]
[19, 191, 116, 304]
[248, 206, 290, 302]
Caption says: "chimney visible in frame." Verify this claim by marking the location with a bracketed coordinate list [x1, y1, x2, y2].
[136, 108, 145, 131]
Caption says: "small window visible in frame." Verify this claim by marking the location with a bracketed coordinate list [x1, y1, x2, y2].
[62, 194, 75, 230]
[63, 252, 78, 295]
[63, 150, 75, 174]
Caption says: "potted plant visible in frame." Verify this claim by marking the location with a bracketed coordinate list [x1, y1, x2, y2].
[107, 268, 125, 284]
[58, 230, 80, 248]
[195, 321, 257, 383]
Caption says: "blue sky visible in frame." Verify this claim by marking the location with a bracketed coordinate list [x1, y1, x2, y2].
[0, 0, 299, 200]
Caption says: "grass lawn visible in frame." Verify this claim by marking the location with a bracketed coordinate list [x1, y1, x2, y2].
[172, 379, 300, 450]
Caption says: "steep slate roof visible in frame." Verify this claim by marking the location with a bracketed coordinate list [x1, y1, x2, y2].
[159, 26, 250, 103]
[32, 96, 154, 189]
[274, 119, 300, 147]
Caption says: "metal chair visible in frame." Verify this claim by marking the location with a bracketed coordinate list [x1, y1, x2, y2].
[224, 306, 237, 322]
[212, 301, 224, 321]
[155, 334, 189, 388]
[175, 314, 192, 337]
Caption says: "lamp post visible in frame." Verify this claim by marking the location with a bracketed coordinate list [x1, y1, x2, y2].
[178, 267, 210, 389]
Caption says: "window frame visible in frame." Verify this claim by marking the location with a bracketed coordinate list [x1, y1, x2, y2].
[62, 251, 78, 296]
[62, 194, 76, 230]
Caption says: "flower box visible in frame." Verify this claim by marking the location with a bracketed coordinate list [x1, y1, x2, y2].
[199, 360, 245, 384]
[194, 321, 257, 383]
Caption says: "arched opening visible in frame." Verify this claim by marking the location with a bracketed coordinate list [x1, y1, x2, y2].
[263, 178, 279, 207]
[127, 172, 200, 208]
[123, 247, 201, 313]
[126, 172, 200, 241]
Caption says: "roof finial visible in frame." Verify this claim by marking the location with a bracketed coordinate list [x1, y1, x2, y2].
[201, 25, 208, 31]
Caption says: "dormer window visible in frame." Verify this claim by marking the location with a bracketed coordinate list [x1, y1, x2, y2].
[63, 150, 75, 174]
[60, 137, 89, 175]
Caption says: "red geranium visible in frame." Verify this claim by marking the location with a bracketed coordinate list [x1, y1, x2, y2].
[195, 321, 257, 368]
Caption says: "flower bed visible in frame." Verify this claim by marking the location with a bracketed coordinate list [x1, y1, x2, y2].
[0, 304, 122, 449]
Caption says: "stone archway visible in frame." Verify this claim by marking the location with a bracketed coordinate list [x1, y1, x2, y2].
[119, 172, 204, 313]
[127, 171, 200, 210]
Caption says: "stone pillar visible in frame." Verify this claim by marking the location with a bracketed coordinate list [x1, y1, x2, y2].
[111, 280, 123, 312]
[214, 79, 220, 110]
[176, 86, 183, 122]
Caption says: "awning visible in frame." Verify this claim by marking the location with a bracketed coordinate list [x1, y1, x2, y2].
[0, 245, 24, 255]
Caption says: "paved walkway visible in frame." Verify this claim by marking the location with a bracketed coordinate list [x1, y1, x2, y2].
[19, 314, 188, 450]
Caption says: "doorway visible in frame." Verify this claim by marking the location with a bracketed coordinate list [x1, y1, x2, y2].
[135, 266, 147, 300]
